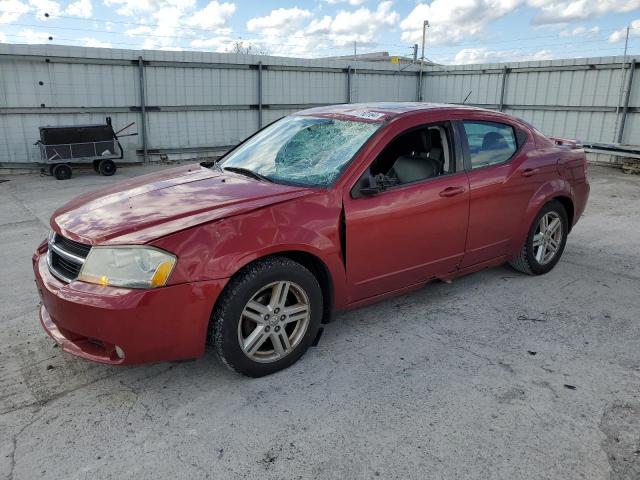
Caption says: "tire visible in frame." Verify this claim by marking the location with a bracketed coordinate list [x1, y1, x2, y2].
[52, 163, 72, 180]
[209, 257, 322, 377]
[98, 159, 117, 176]
[509, 200, 569, 275]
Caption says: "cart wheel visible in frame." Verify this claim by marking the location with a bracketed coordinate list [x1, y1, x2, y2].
[92, 160, 101, 173]
[53, 164, 72, 181]
[98, 159, 117, 176]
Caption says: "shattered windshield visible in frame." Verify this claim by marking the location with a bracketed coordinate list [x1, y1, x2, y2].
[221, 115, 382, 187]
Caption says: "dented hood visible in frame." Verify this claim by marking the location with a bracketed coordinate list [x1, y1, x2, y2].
[51, 164, 312, 245]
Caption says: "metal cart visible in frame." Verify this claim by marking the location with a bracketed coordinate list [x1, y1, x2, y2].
[36, 118, 135, 180]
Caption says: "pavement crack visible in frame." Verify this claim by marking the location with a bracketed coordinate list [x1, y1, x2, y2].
[0, 371, 121, 416]
[8, 411, 46, 480]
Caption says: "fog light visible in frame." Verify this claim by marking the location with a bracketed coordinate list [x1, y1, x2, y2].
[115, 346, 125, 359]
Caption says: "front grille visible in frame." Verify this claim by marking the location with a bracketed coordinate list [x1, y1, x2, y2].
[54, 235, 91, 257]
[47, 233, 91, 283]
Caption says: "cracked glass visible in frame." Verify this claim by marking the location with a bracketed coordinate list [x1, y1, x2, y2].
[222, 115, 382, 187]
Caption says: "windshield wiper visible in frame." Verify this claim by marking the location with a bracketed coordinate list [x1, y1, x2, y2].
[223, 166, 273, 183]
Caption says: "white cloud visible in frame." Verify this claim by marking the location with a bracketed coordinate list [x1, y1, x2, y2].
[0, 32, 6, 41]
[16, 28, 52, 43]
[400, 0, 522, 47]
[242, 2, 399, 57]
[103, 0, 154, 16]
[608, 20, 640, 43]
[65, 0, 92, 18]
[327, 1, 399, 47]
[245, 7, 314, 56]
[453, 47, 553, 64]
[529, 0, 640, 25]
[78, 36, 111, 47]
[325, 0, 368, 5]
[186, 1, 236, 30]
[559, 26, 600, 37]
[190, 36, 231, 48]
[115, 0, 236, 50]
[0, 0, 29, 23]
[28, 0, 61, 17]
[247, 7, 312, 33]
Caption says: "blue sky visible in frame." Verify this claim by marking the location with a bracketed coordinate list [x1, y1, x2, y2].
[1, 0, 639, 64]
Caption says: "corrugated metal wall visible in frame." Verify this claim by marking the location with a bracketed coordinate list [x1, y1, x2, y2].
[422, 56, 639, 145]
[1, 43, 638, 168]
[0, 44, 418, 166]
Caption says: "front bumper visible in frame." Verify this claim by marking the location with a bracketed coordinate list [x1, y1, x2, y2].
[33, 250, 227, 365]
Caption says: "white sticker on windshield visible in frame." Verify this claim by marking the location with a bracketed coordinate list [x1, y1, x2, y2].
[348, 110, 386, 120]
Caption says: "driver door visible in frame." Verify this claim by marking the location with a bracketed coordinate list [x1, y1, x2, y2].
[343, 117, 470, 302]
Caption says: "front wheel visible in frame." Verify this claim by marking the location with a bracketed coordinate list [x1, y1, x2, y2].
[209, 257, 322, 377]
[509, 200, 569, 275]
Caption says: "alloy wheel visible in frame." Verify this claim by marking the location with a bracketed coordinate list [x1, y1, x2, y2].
[533, 211, 563, 265]
[237, 281, 311, 363]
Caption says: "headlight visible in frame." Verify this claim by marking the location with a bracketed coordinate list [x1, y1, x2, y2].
[77, 246, 176, 289]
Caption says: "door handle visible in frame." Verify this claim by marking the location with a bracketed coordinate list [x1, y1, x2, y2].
[439, 186, 466, 197]
[521, 168, 539, 177]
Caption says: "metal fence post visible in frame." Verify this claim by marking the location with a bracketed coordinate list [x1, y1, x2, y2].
[137, 56, 148, 163]
[617, 58, 636, 144]
[346, 65, 352, 103]
[498, 67, 508, 111]
[257, 61, 263, 129]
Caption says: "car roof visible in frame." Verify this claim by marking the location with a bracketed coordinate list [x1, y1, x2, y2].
[297, 102, 489, 122]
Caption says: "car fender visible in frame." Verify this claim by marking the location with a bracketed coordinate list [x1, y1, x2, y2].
[508, 178, 574, 259]
[151, 194, 349, 308]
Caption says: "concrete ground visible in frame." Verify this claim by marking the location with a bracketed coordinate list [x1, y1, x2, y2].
[0, 164, 638, 480]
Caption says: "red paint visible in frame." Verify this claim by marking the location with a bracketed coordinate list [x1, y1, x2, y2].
[33, 103, 589, 365]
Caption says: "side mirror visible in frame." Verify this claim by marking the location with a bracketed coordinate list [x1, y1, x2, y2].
[352, 172, 395, 198]
[359, 173, 391, 196]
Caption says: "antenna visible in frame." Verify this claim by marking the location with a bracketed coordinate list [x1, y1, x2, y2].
[462, 91, 472, 104]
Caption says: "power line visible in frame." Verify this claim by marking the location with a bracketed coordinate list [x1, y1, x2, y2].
[6, 20, 637, 57]
[4, 9, 638, 50]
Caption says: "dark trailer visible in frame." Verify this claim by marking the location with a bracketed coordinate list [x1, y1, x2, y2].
[37, 118, 131, 180]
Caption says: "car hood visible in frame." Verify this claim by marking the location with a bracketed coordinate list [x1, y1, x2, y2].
[51, 164, 313, 245]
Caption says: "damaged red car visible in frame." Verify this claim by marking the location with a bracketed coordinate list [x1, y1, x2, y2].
[33, 103, 589, 376]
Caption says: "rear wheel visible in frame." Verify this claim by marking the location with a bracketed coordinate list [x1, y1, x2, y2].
[510, 200, 568, 275]
[98, 159, 117, 176]
[52, 163, 72, 180]
[209, 257, 322, 377]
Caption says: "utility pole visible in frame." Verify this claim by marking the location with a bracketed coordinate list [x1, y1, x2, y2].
[614, 25, 631, 142]
[418, 20, 429, 102]
[412, 43, 418, 62]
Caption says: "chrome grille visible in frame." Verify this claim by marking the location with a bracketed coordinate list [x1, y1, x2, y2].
[47, 233, 91, 283]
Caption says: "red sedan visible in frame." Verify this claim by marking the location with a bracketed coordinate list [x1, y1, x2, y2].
[33, 103, 589, 376]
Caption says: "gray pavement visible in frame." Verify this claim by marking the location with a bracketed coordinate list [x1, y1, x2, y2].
[0, 164, 638, 480]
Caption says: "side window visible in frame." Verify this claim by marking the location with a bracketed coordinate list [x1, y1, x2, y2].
[368, 123, 454, 186]
[462, 121, 518, 169]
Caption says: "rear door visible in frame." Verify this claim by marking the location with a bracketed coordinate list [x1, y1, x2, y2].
[343, 116, 470, 302]
[456, 118, 557, 267]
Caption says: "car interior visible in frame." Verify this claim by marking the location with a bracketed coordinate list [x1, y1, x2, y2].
[353, 123, 453, 196]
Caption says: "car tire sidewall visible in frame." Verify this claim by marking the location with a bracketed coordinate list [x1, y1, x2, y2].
[53, 164, 72, 180]
[525, 200, 569, 274]
[99, 159, 116, 176]
[215, 260, 322, 377]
